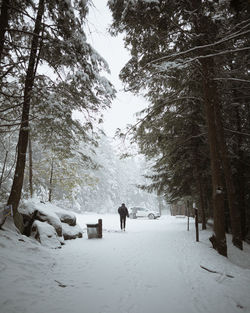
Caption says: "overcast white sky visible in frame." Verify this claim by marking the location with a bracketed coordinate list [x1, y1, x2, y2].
[86, 0, 147, 137]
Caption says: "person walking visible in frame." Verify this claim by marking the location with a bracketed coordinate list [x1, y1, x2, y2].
[118, 203, 129, 231]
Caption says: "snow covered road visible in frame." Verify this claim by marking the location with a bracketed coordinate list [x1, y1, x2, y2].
[1, 214, 250, 313]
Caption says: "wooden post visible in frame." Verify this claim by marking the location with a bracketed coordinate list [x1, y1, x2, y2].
[187, 200, 190, 231]
[195, 207, 199, 242]
[98, 219, 102, 238]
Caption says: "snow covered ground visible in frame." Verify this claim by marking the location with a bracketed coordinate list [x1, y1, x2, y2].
[1, 213, 250, 313]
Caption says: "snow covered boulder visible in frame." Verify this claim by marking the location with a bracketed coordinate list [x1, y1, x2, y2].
[19, 198, 82, 245]
[62, 223, 83, 240]
[31, 220, 62, 249]
[35, 209, 62, 237]
[20, 199, 62, 237]
[54, 209, 76, 226]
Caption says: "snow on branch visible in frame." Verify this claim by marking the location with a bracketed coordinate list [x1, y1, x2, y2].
[143, 29, 250, 68]
[213, 78, 250, 84]
[176, 47, 250, 66]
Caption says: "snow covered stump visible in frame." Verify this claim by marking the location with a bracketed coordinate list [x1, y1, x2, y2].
[86, 219, 102, 239]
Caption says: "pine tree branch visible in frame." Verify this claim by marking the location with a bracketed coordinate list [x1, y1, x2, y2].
[6, 28, 43, 38]
[0, 91, 22, 101]
[224, 128, 250, 137]
[144, 30, 250, 68]
[184, 47, 250, 63]
[213, 78, 250, 83]
[0, 115, 39, 128]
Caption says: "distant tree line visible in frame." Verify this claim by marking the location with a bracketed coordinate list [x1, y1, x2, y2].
[108, 0, 250, 256]
[0, 0, 115, 231]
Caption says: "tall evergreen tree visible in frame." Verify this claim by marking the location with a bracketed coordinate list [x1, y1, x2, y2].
[108, 0, 249, 255]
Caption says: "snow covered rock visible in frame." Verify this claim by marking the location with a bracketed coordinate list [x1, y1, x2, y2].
[20, 199, 63, 237]
[31, 220, 62, 249]
[37, 210, 62, 236]
[36, 210, 62, 237]
[62, 223, 83, 240]
[54, 209, 76, 226]
[19, 198, 82, 246]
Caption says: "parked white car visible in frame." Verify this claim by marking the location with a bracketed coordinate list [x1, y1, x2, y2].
[129, 207, 160, 219]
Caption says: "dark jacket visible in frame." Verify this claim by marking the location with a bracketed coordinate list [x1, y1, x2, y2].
[118, 204, 129, 218]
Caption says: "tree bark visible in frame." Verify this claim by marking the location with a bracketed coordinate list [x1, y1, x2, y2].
[198, 176, 206, 230]
[48, 158, 54, 202]
[235, 106, 246, 240]
[193, 162, 206, 230]
[28, 135, 33, 198]
[201, 58, 227, 257]
[0, 150, 8, 191]
[190, 0, 227, 256]
[215, 104, 242, 249]
[7, 0, 45, 232]
[0, 0, 9, 61]
[192, 132, 207, 230]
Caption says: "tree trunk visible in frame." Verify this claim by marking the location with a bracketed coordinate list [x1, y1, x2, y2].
[7, 0, 45, 232]
[187, 200, 190, 231]
[215, 104, 242, 249]
[48, 158, 54, 202]
[193, 163, 206, 230]
[201, 58, 227, 257]
[198, 176, 206, 230]
[28, 135, 33, 198]
[0, 0, 9, 61]
[0, 150, 8, 191]
[190, 0, 227, 256]
[192, 127, 207, 230]
[235, 106, 246, 240]
[238, 160, 246, 241]
[157, 195, 164, 216]
[207, 194, 213, 220]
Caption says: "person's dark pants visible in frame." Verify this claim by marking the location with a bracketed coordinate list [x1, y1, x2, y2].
[120, 216, 126, 230]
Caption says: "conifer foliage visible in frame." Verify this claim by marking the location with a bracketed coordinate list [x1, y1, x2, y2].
[108, 0, 250, 256]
